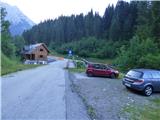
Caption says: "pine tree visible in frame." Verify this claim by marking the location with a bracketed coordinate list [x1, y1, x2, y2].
[1, 8, 15, 58]
[103, 4, 114, 39]
[151, 1, 160, 47]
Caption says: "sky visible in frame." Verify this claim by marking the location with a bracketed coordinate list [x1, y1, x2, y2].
[1, 0, 128, 24]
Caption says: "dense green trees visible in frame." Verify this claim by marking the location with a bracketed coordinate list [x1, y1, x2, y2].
[1, 7, 15, 58]
[23, 1, 138, 46]
[102, 5, 114, 39]
[23, 11, 103, 45]
[23, 1, 138, 45]
[1, 8, 25, 58]
[115, 1, 160, 70]
[115, 36, 160, 70]
[151, 1, 160, 47]
[22, 1, 160, 70]
[56, 37, 122, 59]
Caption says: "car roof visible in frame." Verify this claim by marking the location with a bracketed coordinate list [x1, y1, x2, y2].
[132, 69, 160, 73]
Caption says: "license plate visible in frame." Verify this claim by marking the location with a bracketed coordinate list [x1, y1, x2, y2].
[125, 83, 131, 87]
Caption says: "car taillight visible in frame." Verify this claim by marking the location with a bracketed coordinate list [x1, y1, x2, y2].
[134, 79, 144, 84]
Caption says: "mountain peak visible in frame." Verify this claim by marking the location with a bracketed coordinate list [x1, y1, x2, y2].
[0, 2, 35, 36]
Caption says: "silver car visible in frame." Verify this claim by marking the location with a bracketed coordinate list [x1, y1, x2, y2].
[122, 69, 160, 96]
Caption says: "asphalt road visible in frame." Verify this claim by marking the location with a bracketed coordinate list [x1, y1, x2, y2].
[2, 59, 89, 120]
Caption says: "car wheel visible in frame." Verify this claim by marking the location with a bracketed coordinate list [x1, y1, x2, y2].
[111, 73, 116, 79]
[144, 86, 153, 96]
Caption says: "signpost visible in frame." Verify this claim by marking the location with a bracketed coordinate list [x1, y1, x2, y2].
[68, 49, 72, 57]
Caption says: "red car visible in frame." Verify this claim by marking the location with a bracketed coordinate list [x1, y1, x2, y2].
[86, 63, 119, 78]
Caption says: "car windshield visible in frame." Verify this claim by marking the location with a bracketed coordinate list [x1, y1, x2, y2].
[126, 70, 143, 78]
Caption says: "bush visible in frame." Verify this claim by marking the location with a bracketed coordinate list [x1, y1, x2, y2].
[1, 52, 40, 75]
[75, 60, 86, 69]
[55, 37, 121, 59]
[1, 34, 16, 58]
[114, 36, 160, 71]
[139, 54, 160, 69]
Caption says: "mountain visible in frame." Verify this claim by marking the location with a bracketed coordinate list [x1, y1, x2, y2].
[0, 2, 35, 36]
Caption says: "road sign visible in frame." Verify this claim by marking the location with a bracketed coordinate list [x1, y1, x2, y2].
[68, 50, 72, 56]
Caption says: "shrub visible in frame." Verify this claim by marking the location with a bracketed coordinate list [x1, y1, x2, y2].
[55, 37, 121, 59]
[139, 54, 160, 69]
[115, 36, 160, 71]
[75, 60, 86, 69]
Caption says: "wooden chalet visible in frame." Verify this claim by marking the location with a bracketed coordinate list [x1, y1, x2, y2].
[22, 43, 49, 61]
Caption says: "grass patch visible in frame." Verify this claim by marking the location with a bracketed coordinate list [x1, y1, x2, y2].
[67, 59, 86, 73]
[118, 72, 125, 79]
[1, 64, 40, 75]
[85, 57, 113, 64]
[50, 50, 66, 58]
[122, 98, 160, 120]
[152, 98, 160, 104]
[68, 68, 86, 73]
[1, 53, 41, 75]
[87, 105, 96, 119]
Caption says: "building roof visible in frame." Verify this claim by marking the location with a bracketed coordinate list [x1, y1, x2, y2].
[23, 43, 49, 54]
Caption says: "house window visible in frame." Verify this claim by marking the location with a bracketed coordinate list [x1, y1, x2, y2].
[40, 55, 43, 58]
[40, 49, 43, 51]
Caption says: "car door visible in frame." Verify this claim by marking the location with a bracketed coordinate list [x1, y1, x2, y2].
[92, 64, 101, 76]
[99, 65, 107, 76]
[157, 77, 160, 91]
[105, 67, 112, 76]
[151, 72, 160, 91]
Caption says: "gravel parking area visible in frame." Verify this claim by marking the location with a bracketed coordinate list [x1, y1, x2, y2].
[69, 72, 160, 120]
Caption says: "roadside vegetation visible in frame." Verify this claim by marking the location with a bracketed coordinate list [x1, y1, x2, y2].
[1, 52, 40, 75]
[68, 68, 86, 73]
[67, 59, 86, 73]
[123, 98, 160, 120]
[85, 57, 113, 64]
[1, 8, 40, 75]
[50, 50, 66, 58]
